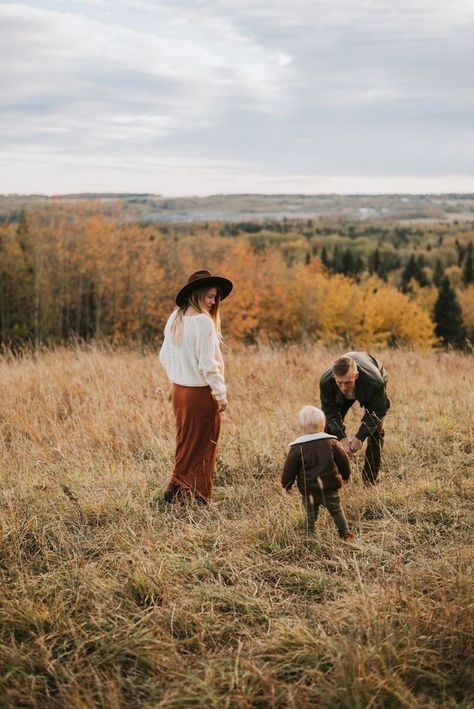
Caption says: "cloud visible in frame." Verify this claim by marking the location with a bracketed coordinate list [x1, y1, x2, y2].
[0, 1, 296, 198]
[0, 0, 473, 193]
[0, 3, 291, 100]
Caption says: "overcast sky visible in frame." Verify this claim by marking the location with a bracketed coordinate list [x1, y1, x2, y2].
[1, 0, 474, 195]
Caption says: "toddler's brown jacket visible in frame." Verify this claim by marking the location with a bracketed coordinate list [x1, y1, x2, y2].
[282, 433, 351, 496]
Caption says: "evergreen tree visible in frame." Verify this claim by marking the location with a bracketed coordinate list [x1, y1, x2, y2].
[369, 248, 389, 280]
[401, 255, 417, 292]
[354, 253, 364, 275]
[321, 245, 330, 268]
[369, 248, 380, 275]
[433, 278, 467, 348]
[341, 248, 354, 276]
[455, 238, 466, 266]
[401, 254, 428, 292]
[433, 259, 445, 287]
[462, 242, 474, 286]
[416, 254, 429, 286]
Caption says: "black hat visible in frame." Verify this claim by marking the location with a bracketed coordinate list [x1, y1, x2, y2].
[176, 269, 233, 306]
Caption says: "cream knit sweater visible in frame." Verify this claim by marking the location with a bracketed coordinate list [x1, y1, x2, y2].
[159, 311, 226, 401]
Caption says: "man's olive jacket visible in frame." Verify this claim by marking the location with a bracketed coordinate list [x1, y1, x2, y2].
[319, 351, 390, 442]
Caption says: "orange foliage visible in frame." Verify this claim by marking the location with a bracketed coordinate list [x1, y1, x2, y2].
[1, 214, 439, 348]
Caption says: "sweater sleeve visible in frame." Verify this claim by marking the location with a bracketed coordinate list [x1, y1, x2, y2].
[195, 316, 227, 400]
[281, 446, 301, 490]
[332, 440, 351, 481]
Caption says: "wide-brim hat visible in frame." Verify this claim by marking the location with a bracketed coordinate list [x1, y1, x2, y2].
[176, 269, 233, 306]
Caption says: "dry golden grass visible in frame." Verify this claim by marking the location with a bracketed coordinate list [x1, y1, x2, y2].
[0, 345, 473, 708]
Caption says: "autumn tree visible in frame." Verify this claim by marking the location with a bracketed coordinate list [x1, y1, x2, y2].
[0, 218, 35, 344]
[0, 203, 454, 350]
[458, 285, 474, 341]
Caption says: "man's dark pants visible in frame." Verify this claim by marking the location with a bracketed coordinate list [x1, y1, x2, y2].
[363, 422, 385, 485]
[326, 406, 385, 486]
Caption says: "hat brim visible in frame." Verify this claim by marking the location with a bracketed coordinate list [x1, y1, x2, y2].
[176, 276, 233, 306]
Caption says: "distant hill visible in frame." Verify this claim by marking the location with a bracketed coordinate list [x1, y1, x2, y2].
[1, 193, 474, 223]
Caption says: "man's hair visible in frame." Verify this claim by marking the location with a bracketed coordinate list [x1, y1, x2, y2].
[298, 405, 326, 432]
[332, 356, 357, 378]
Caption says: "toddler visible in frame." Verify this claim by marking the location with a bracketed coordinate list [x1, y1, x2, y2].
[282, 405, 354, 540]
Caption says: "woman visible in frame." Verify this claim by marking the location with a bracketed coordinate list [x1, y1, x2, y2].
[159, 269, 233, 504]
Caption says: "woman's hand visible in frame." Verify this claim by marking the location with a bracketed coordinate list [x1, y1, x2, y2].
[217, 397, 228, 413]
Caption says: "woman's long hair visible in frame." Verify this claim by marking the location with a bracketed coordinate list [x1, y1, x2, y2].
[170, 286, 221, 343]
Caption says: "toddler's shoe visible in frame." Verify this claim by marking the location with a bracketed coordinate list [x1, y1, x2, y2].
[342, 531, 355, 541]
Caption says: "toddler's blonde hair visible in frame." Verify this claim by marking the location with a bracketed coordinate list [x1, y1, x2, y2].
[298, 405, 326, 433]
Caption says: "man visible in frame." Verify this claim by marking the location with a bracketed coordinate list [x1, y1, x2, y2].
[319, 352, 390, 485]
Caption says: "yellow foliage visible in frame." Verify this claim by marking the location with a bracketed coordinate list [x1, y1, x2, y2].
[361, 281, 437, 349]
[0, 215, 439, 348]
[410, 282, 438, 315]
[459, 285, 474, 339]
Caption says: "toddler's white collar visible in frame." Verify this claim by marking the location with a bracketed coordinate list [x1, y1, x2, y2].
[288, 432, 337, 447]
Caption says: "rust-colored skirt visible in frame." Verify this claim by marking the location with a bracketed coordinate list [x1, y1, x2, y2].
[169, 383, 221, 502]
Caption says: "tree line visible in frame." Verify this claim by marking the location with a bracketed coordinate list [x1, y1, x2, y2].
[0, 208, 472, 350]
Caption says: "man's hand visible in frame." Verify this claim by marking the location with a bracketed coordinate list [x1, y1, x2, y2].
[340, 438, 355, 457]
[217, 397, 228, 413]
[349, 437, 363, 454]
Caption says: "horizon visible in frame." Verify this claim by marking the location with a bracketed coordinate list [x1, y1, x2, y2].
[0, 190, 474, 202]
[3, 190, 474, 199]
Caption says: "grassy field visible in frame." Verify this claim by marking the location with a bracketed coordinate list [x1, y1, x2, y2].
[0, 345, 473, 708]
